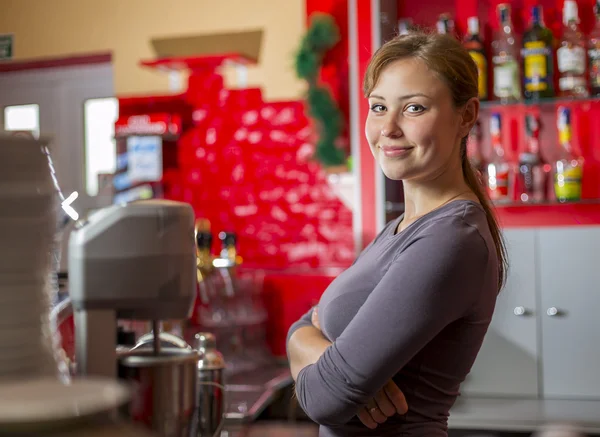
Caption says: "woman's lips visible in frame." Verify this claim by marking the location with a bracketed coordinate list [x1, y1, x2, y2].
[379, 146, 414, 158]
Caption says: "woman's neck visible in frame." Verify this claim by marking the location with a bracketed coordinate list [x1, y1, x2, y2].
[400, 169, 475, 225]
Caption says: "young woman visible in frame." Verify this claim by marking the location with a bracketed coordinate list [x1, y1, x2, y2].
[286, 30, 508, 436]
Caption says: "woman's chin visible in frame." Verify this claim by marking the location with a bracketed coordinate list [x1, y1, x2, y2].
[381, 166, 409, 181]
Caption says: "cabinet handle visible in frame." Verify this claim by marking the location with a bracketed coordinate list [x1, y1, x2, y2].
[513, 306, 528, 316]
[546, 307, 561, 317]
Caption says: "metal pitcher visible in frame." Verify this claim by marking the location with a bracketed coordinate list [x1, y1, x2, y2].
[194, 333, 226, 437]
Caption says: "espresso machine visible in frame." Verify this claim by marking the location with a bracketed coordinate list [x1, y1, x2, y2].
[68, 200, 227, 437]
[69, 199, 197, 379]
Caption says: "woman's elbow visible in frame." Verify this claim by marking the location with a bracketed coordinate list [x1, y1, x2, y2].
[300, 404, 354, 428]
[295, 382, 356, 427]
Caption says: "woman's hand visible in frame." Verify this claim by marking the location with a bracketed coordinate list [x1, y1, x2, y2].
[311, 306, 321, 331]
[357, 379, 408, 429]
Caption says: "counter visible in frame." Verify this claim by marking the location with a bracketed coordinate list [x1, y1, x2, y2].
[449, 397, 600, 435]
[223, 422, 318, 437]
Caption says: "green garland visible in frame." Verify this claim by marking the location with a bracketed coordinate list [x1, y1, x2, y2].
[295, 13, 346, 167]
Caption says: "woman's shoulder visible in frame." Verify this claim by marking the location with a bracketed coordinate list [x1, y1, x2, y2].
[409, 200, 492, 256]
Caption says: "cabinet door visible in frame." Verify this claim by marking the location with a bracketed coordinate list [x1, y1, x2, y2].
[539, 227, 600, 399]
[460, 229, 539, 397]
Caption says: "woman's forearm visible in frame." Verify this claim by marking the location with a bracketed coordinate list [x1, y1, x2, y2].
[288, 325, 332, 380]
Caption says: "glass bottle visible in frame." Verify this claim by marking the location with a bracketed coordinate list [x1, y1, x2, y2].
[486, 113, 512, 203]
[558, 0, 589, 97]
[492, 4, 521, 101]
[464, 17, 488, 100]
[522, 5, 555, 100]
[589, 0, 600, 96]
[554, 106, 583, 202]
[195, 219, 214, 319]
[398, 18, 414, 36]
[214, 231, 246, 374]
[436, 13, 456, 37]
[518, 114, 548, 203]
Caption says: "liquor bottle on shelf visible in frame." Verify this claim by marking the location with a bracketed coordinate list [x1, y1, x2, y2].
[492, 3, 521, 102]
[589, 0, 600, 96]
[195, 218, 215, 308]
[518, 114, 548, 203]
[436, 13, 456, 37]
[558, 0, 588, 98]
[467, 120, 486, 185]
[398, 18, 414, 36]
[522, 5, 555, 100]
[486, 113, 512, 203]
[464, 17, 488, 100]
[554, 106, 583, 202]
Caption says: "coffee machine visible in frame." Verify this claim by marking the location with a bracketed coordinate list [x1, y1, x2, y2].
[68, 199, 196, 378]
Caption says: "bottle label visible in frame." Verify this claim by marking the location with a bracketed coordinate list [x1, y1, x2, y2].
[557, 46, 586, 75]
[559, 76, 587, 91]
[589, 48, 600, 89]
[554, 166, 582, 201]
[487, 164, 510, 200]
[493, 60, 519, 98]
[523, 41, 550, 91]
[469, 51, 487, 99]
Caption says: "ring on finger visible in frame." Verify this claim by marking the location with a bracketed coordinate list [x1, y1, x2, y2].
[369, 406, 380, 415]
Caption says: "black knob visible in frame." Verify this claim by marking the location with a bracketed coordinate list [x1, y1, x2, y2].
[196, 231, 213, 251]
[218, 231, 237, 247]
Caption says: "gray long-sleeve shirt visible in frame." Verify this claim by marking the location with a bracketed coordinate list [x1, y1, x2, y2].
[286, 200, 499, 436]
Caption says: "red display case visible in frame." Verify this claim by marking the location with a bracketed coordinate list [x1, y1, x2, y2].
[110, 52, 356, 356]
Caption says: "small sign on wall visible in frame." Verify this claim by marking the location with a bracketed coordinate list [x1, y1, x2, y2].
[0, 34, 13, 61]
[126, 135, 163, 183]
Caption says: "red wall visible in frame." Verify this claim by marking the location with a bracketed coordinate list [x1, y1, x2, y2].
[118, 66, 355, 270]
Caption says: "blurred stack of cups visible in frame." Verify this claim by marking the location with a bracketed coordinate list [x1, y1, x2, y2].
[0, 134, 64, 381]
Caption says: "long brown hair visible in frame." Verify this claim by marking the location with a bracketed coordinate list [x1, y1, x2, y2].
[363, 30, 507, 291]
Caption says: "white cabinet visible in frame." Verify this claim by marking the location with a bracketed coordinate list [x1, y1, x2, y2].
[461, 229, 539, 397]
[539, 227, 600, 399]
[460, 226, 600, 400]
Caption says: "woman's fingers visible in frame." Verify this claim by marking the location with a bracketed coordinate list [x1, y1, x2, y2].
[374, 387, 396, 417]
[357, 407, 379, 429]
[358, 381, 408, 429]
[384, 380, 408, 414]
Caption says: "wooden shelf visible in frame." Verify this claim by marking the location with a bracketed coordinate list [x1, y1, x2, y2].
[481, 96, 600, 109]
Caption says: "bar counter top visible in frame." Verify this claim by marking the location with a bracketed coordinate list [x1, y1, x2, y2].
[223, 422, 318, 437]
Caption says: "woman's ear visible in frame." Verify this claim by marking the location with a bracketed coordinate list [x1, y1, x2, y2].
[459, 97, 480, 138]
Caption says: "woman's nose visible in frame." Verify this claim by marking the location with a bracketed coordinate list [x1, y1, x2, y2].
[380, 118, 402, 139]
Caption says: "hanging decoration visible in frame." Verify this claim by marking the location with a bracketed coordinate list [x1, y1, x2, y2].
[294, 13, 347, 168]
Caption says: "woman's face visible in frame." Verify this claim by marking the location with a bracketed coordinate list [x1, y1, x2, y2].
[365, 57, 472, 182]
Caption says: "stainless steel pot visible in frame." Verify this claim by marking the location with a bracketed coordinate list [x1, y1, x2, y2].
[118, 348, 198, 437]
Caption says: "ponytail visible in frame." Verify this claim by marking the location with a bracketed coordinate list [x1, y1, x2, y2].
[461, 137, 508, 291]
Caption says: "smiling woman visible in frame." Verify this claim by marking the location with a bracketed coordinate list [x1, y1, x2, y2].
[366, 58, 466, 182]
[286, 30, 508, 437]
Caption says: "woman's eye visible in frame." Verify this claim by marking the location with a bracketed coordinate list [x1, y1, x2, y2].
[405, 104, 425, 113]
[370, 104, 386, 113]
